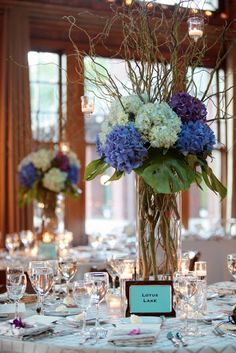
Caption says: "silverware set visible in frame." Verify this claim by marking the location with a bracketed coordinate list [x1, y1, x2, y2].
[167, 331, 188, 347]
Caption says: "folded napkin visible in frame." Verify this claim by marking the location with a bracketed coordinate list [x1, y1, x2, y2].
[0, 321, 53, 340]
[108, 323, 160, 347]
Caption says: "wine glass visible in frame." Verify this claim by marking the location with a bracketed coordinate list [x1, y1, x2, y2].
[106, 258, 118, 292]
[227, 254, 236, 280]
[84, 272, 109, 334]
[173, 272, 198, 335]
[189, 279, 207, 336]
[6, 269, 27, 319]
[73, 280, 94, 335]
[30, 266, 54, 314]
[45, 260, 60, 304]
[58, 257, 78, 296]
[20, 230, 35, 254]
[5, 233, 20, 257]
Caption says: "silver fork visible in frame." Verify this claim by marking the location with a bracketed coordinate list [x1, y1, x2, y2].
[89, 329, 108, 345]
[213, 325, 236, 338]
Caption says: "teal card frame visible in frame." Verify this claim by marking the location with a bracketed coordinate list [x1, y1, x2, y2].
[125, 280, 175, 317]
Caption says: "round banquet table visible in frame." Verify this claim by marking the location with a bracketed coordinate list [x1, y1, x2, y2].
[0, 282, 236, 353]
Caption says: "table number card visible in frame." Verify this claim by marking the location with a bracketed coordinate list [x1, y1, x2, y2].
[125, 280, 175, 317]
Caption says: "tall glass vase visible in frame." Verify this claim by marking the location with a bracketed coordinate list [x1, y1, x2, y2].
[37, 192, 65, 243]
[136, 176, 181, 280]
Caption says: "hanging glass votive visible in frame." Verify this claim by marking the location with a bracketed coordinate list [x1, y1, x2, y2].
[187, 16, 204, 42]
[81, 95, 95, 114]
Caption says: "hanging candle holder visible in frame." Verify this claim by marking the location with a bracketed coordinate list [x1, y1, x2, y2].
[81, 95, 95, 115]
[187, 16, 204, 42]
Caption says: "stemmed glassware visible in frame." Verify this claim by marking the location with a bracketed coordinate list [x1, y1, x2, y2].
[45, 260, 60, 304]
[227, 254, 236, 280]
[5, 233, 21, 258]
[84, 272, 109, 334]
[28, 261, 54, 314]
[173, 272, 198, 335]
[106, 258, 118, 292]
[73, 280, 94, 335]
[6, 267, 27, 319]
[189, 279, 207, 336]
[58, 257, 78, 296]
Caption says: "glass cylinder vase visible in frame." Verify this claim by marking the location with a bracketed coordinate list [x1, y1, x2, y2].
[136, 176, 181, 280]
[37, 192, 65, 243]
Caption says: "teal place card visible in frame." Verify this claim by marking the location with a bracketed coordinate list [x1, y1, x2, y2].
[37, 241, 57, 259]
[125, 280, 175, 317]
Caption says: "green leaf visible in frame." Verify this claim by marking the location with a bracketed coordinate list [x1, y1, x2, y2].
[108, 170, 124, 182]
[198, 159, 227, 200]
[135, 151, 195, 193]
[84, 159, 109, 181]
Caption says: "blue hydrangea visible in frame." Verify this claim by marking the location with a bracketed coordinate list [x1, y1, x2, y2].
[96, 135, 104, 157]
[68, 165, 80, 184]
[169, 92, 207, 122]
[19, 162, 38, 188]
[176, 121, 215, 154]
[103, 124, 148, 173]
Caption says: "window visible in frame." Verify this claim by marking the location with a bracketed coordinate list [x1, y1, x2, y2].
[186, 67, 226, 237]
[84, 57, 136, 235]
[28, 51, 67, 230]
[28, 51, 67, 143]
[139, 0, 219, 11]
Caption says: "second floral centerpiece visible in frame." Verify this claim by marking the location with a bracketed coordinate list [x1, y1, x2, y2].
[18, 148, 80, 241]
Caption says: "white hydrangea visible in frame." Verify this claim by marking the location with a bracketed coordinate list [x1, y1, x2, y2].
[31, 149, 53, 171]
[99, 95, 144, 147]
[120, 95, 143, 115]
[18, 154, 33, 171]
[135, 102, 182, 148]
[67, 151, 80, 167]
[42, 168, 67, 192]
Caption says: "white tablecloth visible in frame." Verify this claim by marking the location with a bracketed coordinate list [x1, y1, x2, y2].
[0, 282, 236, 353]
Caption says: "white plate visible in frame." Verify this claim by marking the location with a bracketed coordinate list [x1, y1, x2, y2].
[44, 308, 81, 317]
[119, 316, 162, 324]
[66, 315, 108, 326]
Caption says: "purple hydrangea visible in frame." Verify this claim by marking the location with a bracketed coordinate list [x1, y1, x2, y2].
[54, 151, 70, 172]
[68, 165, 80, 184]
[176, 120, 216, 155]
[96, 135, 104, 158]
[103, 124, 148, 173]
[169, 92, 207, 122]
[19, 162, 38, 188]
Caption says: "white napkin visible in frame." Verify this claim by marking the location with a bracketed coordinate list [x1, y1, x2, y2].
[0, 321, 53, 339]
[108, 323, 161, 346]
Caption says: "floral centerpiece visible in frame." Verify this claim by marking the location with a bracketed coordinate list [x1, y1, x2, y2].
[18, 148, 80, 240]
[69, 2, 230, 279]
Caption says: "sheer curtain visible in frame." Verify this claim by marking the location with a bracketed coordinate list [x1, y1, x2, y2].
[0, 7, 32, 247]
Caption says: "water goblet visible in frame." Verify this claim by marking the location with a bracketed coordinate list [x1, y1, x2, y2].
[84, 272, 109, 334]
[58, 257, 78, 295]
[173, 272, 198, 335]
[6, 270, 27, 319]
[5, 233, 20, 258]
[227, 254, 236, 280]
[106, 258, 118, 292]
[73, 280, 94, 335]
[189, 279, 207, 336]
[30, 266, 54, 314]
[45, 260, 60, 304]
